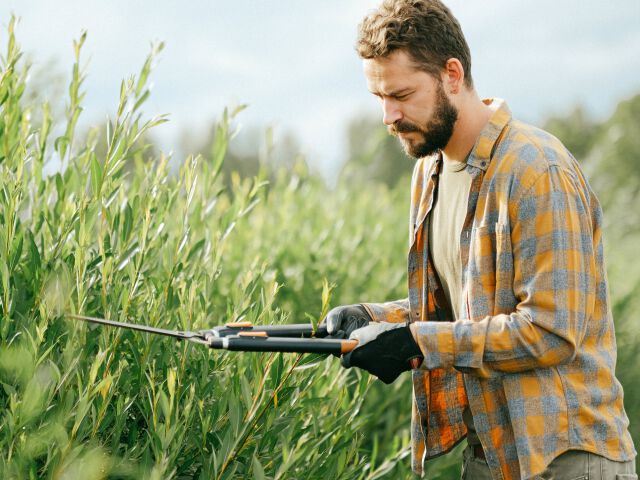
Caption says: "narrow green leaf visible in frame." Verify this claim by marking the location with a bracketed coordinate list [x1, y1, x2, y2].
[10, 233, 23, 271]
[121, 203, 133, 243]
[252, 455, 266, 480]
[90, 155, 103, 196]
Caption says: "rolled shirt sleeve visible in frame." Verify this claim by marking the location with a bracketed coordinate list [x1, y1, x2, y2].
[361, 298, 410, 324]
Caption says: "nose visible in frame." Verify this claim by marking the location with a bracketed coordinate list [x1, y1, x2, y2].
[382, 99, 402, 126]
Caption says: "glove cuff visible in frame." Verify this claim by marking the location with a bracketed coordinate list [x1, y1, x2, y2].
[399, 322, 423, 365]
[357, 303, 374, 322]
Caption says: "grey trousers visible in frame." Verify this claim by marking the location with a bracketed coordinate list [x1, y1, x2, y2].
[460, 445, 637, 480]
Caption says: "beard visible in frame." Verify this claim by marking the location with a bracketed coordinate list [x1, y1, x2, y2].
[389, 82, 458, 158]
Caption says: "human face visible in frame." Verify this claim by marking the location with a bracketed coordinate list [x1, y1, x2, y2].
[363, 50, 458, 158]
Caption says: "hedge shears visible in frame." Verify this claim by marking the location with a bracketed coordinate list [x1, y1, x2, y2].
[67, 314, 358, 355]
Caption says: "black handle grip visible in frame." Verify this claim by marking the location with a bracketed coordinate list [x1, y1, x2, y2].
[209, 323, 327, 338]
[208, 336, 356, 355]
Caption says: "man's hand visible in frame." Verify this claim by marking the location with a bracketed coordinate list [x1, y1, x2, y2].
[341, 322, 423, 384]
[321, 304, 372, 339]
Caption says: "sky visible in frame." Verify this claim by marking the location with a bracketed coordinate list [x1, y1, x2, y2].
[2, 1, 639, 178]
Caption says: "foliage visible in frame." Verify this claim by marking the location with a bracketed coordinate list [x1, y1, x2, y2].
[181, 120, 307, 190]
[0, 21, 412, 479]
[543, 106, 601, 162]
[545, 94, 640, 222]
[340, 113, 413, 188]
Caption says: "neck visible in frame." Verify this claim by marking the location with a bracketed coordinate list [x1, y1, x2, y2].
[442, 92, 493, 162]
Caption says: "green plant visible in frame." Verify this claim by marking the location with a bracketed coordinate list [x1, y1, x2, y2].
[0, 19, 417, 479]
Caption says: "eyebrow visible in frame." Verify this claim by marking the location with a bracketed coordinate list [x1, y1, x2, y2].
[370, 88, 412, 98]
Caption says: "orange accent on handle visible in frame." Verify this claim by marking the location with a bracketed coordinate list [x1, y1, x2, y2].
[237, 331, 268, 337]
[341, 340, 359, 354]
[225, 321, 254, 328]
[409, 357, 423, 369]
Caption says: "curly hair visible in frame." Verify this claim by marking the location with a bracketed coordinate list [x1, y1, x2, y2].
[356, 0, 473, 88]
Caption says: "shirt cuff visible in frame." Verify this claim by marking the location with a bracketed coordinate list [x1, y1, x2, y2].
[415, 321, 455, 369]
[415, 320, 488, 372]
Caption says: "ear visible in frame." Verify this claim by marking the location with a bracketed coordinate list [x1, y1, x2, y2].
[442, 58, 465, 95]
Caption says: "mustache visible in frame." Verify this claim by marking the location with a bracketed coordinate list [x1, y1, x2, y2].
[389, 121, 423, 136]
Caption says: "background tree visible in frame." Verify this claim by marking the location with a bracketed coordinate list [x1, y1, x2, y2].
[340, 113, 413, 188]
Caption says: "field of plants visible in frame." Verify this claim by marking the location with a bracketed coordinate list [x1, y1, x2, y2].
[1, 20, 638, 479]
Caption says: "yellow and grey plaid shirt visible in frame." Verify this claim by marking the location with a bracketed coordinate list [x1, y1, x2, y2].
[362, 99, 636, 480]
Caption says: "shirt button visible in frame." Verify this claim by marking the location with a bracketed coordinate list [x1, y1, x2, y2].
[481, 161, 487, 167]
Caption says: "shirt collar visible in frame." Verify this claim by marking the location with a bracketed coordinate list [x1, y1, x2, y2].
[422, 99, 511, 179]
[466, 98, 511, 171]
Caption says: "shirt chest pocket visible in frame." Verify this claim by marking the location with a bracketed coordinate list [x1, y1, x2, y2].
[467, 222, 515, 316]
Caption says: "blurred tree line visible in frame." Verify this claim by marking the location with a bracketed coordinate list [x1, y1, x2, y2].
[175, 93, 640, 201]
[179, 119, 310, 184]
[544, 95, 640, 219]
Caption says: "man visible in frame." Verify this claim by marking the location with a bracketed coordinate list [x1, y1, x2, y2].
[321, 1, 637, 479]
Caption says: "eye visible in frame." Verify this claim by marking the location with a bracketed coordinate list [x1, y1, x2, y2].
[395, 93, 410, 101]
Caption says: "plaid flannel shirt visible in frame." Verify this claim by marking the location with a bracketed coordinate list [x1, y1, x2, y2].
[362, 99, 635, 480]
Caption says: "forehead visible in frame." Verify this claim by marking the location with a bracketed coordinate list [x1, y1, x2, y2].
[363, 50, 431, 93]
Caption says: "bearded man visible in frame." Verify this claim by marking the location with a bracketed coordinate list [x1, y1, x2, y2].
[321, 1, 637, 478]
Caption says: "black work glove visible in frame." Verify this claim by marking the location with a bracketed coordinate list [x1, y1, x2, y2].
[320, 304, 372, 339]
[341, 322, 423, 384]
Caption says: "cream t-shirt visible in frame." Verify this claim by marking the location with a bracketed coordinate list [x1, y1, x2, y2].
[428, 155, 471, 319]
